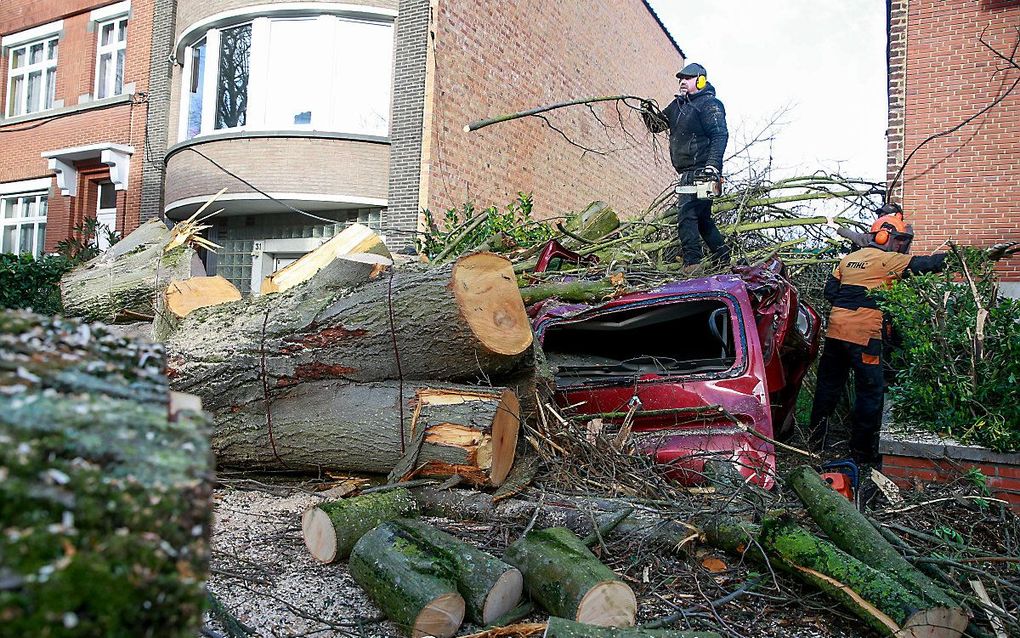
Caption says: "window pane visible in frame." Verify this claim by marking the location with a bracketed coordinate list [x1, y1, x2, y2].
[98, 53, 112, 98]
[36, 223, 46, 256]
[12, 48, 25, 69]
[38, 197, 48, 220]
[47, 40, 58, 60]
[9, 76, 24, 116]
[102, 22, 115, 46]
[187, 40, 206, 138]
[2, 226, 14, 253]
[0, 200, 9, 219]
[118, 19, 127, 42]
[216, 24, 251, 129]
[45, 68, 56, 109]
[115, 49, 125, 95]
[265, 20, 321, 127]
[26, 71, 42, 113]
[19, 225, 34, 255]
[332, 20, 393, 135]
[24, 198, 37, 218]
[29, 43, 43, 64]
[99, 182, 117, 209]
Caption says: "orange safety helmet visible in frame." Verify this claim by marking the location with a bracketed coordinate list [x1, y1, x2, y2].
[871, 214, 910, 246]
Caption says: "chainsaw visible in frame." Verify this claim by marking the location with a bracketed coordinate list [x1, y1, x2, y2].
[675, 167, 722, 200]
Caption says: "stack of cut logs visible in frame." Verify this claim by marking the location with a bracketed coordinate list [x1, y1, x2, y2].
[60, 221, 535, 487]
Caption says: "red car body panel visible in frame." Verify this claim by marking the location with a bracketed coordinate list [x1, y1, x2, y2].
[529, 251, 820, 489]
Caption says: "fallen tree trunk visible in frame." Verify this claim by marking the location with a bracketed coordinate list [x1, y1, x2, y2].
[167, 252, 534, 410]
[787, 466, 963, 610]
[504, 527, 636, 627]
[390, 518, 523, 625]
[60, 219, 200, 322]
[260, 223, 391, 294]
[0, 310, 212, 636]
[349, 521, 465, 638]
[302, 488, 418, 563]
[545, 617, 721, 638]
[214, 381, 519, 484]
[759, 515, 968, 637]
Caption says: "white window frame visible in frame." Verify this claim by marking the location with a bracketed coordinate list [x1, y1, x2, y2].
[177, 12, 393, 141]
[0, 191, 48, 257]
[94, 16, 129, 100]
[5, 35, 59, 117]
[96, 181, 118, 250]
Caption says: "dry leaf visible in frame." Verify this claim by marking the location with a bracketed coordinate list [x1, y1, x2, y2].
[702, 557, 728, 573]
[610, 272, 625, 286]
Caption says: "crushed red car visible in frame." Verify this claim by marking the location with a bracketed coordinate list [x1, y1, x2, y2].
[528, 241, 821, 489]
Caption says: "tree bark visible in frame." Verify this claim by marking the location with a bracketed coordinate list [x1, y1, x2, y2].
[389, 519, 523, 625]
[349, 521, 465, 638]
[60, 219, 200, 322]
[302, 488, 418, 563]
[759, 516, 967, 638]
[213, 381, 520, 485]
[504, 527, 636, 627]
[166, 252, 534, 410]
[545, 617, 721, 638]
[786, 466, 961, 609]
[0, 310, 212, 637]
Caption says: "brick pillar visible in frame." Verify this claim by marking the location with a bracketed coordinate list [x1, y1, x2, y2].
[885, 0, 908, 202]
[386, 0, 430, 251]
[139, 0, 177, 223]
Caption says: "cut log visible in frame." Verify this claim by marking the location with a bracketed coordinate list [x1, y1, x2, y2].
[154, 275, 241, 341]
[786, 466, 962, 610]
[504, 527, 636, 627]
[166, 252, 533, 410]
[388, 519, 522, 625]
[213, 381, 519, 484]
[349, 521, 465, 638]
[544, 617, 721, 638]
[759, 515, 967, 637]
[302, 488, 418, 563]
[0, 310, 212, 636]
[60, 218, 200, 322]
[260, 223, 391, 294]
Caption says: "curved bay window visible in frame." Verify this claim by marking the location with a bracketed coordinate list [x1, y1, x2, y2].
[179, 13, 393, 140]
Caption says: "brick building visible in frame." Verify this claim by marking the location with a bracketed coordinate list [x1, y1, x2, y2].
[161, 0, 684, 293]
[886, 0, 1020, 289]
[0, 0, 169, 255]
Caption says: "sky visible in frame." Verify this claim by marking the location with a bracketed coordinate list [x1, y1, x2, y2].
[646, 0, 889, 182]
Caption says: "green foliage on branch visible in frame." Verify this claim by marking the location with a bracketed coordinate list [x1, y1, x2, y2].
[417, 193, 553, 261]
[0, 253, 73, 315]
[877, 247, 1020, 453]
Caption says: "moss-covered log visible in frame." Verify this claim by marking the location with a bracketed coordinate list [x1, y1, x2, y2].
[60, 219, 199, 322]
[213, 381, 519, 484]
[504, 527, 636, 627]
[302, 488, 418, 563]
[349, 521, 465, 638]
[0, 311, 212, 637]
[787, 466, 961, 609]
[389, 519, 522, 625]
[759, 516, 967, 637]
[545, 617, 721, 638]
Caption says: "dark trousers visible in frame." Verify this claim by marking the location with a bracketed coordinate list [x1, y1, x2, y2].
[808, 337, 886, 463]
[676, 177, 729, 266]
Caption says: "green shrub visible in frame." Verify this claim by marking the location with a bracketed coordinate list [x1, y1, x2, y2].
[418, 193, 553, 260]
[0, 253, 73, 315]
[876, 248, 1020, 453]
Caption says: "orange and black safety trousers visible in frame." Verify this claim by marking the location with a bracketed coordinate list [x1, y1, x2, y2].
[808, 336, 886, 464]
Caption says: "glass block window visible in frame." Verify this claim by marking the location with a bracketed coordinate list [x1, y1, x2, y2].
[0, 192, 48, 257]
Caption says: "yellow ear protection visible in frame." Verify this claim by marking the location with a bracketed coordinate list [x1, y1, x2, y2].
[696, 75, 707, 90]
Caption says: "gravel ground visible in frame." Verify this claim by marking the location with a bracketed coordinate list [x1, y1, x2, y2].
[200, 482, 866, 638]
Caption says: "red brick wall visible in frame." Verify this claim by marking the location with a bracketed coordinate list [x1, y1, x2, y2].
[888, 0, 1020, 280]
[0, 0, 154, 250]
[882, 453, 1020, 511]
[425, 0, 683, 221]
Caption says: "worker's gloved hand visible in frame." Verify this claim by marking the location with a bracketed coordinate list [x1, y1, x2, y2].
[703, 166, 720, 180]
[639, 99, 656, 114]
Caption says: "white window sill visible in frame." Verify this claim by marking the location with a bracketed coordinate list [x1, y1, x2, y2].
[0, 93, 133, 128]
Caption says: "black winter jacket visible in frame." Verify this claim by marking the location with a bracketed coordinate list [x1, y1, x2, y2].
[660, 83, 728, 173]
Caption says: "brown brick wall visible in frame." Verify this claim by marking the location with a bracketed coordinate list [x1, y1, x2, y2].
[0, 0, 155, 250]
[174, 0, 398, 40]
[887, 0, 1020, 280]
[163, 136, 390, 211]
[424, 0, 683, 221]
[882, 453, 1020, 511]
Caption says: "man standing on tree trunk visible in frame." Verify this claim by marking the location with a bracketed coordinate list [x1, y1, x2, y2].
[808, 213, 947, 465]
[642, 62, 730, 267]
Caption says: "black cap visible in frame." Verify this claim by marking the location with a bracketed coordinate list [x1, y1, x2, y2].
[676, 62, 707, 78]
